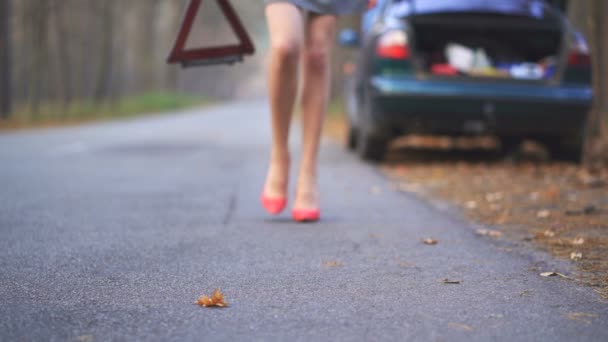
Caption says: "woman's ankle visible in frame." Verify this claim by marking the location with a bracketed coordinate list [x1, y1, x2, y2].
[264, 157, 290, 198]
[270, 148, 290, 165]
[294, 173, 319, 209]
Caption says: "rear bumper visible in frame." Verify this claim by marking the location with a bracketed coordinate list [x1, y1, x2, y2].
[368, 76, 592, 136]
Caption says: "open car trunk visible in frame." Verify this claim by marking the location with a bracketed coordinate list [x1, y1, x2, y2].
[410, 13, 564, 81]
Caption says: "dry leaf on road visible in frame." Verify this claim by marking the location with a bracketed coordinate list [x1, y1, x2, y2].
[197, 289, 228, 307]
[565, 205, 599, 216]
[536, 210, 551, 219]
[465, 201, 478, 209]
[322, 260, 343, 268]
[540, 272, 574, 280]
[448, 322, 473, 331]
[529, 192, 540, 201]
[577, 170, 607, 188]
[443, 278, 461, 284]
[77, 335, 95, 342]
[566, 312, 599, 325]
[475, 229, 502, 238]
[536, 230, 555, 238]
[485, 192, 503, 202]
[572, 237, 585, 246]
[570, 252, 583, 261]
[422, 238, 438, 245]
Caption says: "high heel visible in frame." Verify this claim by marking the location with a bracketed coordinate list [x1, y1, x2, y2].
[261, 194, 287, 215]
[292, 208, 320, 222]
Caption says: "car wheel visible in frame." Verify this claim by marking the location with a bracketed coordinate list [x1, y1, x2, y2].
[357, 129, 389, 162]
[548, 138, 584, 163]
[545, 127, 586, 164]
[498, 136, 521, 159]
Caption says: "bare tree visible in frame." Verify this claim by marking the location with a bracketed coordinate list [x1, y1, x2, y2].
[94, 0, 115, 103]
[4, 0, 267, 117]
[51, 0, 73, 108]
[137, 0, 161, 93]
[0, 0, 12, 119]
[571, 0, 608, 164]
[28, 0, 50, 116]
[589, 1, 607, 136]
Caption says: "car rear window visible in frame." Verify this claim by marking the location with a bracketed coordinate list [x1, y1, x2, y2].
[389, 0, 549, 18]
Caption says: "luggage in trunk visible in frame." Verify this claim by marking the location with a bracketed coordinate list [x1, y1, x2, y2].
[410, 13, 564, 81]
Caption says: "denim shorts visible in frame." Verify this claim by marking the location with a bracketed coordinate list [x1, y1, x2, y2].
[264, 0, 366, 15]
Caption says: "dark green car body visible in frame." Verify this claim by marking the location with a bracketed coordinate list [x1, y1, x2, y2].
[341, 0, 593, 162]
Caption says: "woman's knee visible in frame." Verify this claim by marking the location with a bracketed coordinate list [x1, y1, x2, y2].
[272, 38, 301, 63]
[304, 16, 336, 72]
[304, 43, 331, 72]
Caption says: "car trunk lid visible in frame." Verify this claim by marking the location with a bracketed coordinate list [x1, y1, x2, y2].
[392, 0, 566, 83]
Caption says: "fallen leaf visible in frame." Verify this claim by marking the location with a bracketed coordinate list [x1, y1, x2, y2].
[448, 322, 473, 331]
[544, 186, 560, 200]
[496, 210, 510, 225]
[489, 204, 502, 212]
[540, 272, 574, 280]
[570, 252, 583, 261]
[397, 261, 415, 268]
[529, 192, 540, 201]
[536, 229, 555, 238]
[572, 237, 585, 246]
[584, 205, 598, 214]
[395, 182, 423, 193]
[422, 238, 438, 245]
[485, 192, 503, 202]
[536, 210, 551, 219]
[566, 312, 599, 325]
[565, 205, 599, 216]
[475, 229, 502, 238]
[567, 193, 578, 202]
[443, 278, 461, 284]
[465, 201, 477, 209]
[577, 170, 606, 188]
[197, 289, 228, 307]
[322, 260, 343, 268]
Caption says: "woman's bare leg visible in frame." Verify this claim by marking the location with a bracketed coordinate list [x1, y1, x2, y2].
[294, 13, 337, 210]
[264, 3, 304, 199]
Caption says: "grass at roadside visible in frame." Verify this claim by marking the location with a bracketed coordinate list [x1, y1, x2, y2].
[0, 93, 207, 131]
[325, 101, 608, 298]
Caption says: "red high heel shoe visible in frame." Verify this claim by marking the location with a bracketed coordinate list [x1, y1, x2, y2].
[261, 194, 287, 215]
[292, 208, 320, 222]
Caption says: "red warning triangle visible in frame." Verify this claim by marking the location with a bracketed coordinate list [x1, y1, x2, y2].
[167, 0, 255, 68]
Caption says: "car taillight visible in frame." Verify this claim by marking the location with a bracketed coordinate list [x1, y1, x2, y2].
[568, 33, 591, 66]
[368, 0, 378, 9]
[376, 30, 409, 59]
[568, 51, 591, 66]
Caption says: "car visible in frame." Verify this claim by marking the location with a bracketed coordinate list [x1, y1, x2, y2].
[339, 0, 593, 162]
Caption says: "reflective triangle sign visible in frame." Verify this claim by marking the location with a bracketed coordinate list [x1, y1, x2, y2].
[167, 0, 255, 68]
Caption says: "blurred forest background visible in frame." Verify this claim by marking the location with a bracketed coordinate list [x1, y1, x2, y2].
[0, 0, 268, 126]
[0, 0, 605, 161]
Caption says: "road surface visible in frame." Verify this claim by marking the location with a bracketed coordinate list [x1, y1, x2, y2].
[0, 101, 606, 341]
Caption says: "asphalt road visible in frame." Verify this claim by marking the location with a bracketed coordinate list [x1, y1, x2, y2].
[1, 101, 606, 341]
